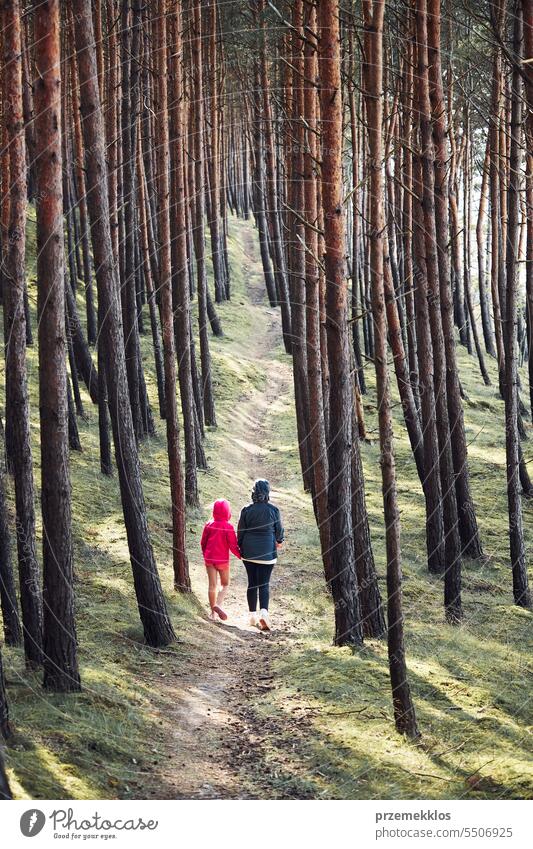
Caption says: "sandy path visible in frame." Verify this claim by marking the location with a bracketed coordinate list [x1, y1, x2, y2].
[148, 226, 311, 799]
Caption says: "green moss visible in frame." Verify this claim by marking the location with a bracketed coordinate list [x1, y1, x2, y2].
[2, 213, 532, 800]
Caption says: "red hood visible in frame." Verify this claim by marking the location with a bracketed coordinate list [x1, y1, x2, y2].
[212, 499, 231, 521]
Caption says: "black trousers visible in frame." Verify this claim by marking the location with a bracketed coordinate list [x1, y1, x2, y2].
[243, 561, 274, 611]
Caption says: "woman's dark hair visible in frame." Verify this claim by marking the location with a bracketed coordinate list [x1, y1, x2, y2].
[252, 479, 270, 503]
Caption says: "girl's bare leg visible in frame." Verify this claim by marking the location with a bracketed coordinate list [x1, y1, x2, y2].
[207, 566, 218, 611]
[216, 568, 230, 608]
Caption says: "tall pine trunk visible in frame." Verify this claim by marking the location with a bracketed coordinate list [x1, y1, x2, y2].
[416, 0, 462, 623]
[427, 0, 483, 561]
[33, 0, 80, 691]
[155, 0, 190, 592]
[318, 0, 362, 646]
[72, 0, 176, 646]
[2, 0, 43, 667]
[503, 4, 531, 608]
[191, 0, 218, 427]
[169, 1, 201, 506]
[363, 0, 419, 737]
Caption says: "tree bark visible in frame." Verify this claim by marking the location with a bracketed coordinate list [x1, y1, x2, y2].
[119, 0, 143, 440]
[191, 0, 219, 428]
[318, 0, 363, 646]
[259, 0, 292, 353]
[2, 0, 43, 667]
[363, 0, 419, 737]
[72, 0, 176, 646]
[169, 1, 201, 506]
[417, 0, 462, 623]
[412, 156, 446, 575]
[303, 0, 330, 573]
[0, 647, 11, 741]
[33, 0, 81, 692]
[287, 1, 312, 492]
[476, 138, 497, 358]
[155, 0, 190, 592]
[0, 444, 20, 645]
[428, 0, 483, 561]
[503, 3, 531, 608]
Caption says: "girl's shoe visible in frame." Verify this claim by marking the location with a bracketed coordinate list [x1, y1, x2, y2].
[212, 605, 228, 621]
[258, 609, 271, 631]
[208, 610, 218, 621]
[249, 612, 259, 627]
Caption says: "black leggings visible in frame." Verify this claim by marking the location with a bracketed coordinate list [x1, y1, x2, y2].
[243, 561, 274, 611]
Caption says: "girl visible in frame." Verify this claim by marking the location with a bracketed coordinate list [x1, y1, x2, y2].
[201, 499, 241, 621]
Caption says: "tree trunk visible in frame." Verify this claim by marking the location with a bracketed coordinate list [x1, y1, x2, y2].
[0, 444, 20, 646]
[287, 1, 312, 492]
[363, 0, 419, 737]
[252, 63, 277, 307]
[0, 745, 12, 798]
[155, 0, 190, 592]
[259, 0, 292, 353]
[0, 647, 11, 740]
[169, 1, 200, 506]
[2, 0, 43, 667]
[137, 146, 166, 420]
[68, 32, 97, 347]
[522, 0, 533, 417]
[119, 0, 143, 441]
[427, 0, 483, 562]
[63, 280, 99, 404]
[383, 237, 425, 483]
[488, 20, 506, 396]
[318, 0, 363, 646]
[33, 0, 81, 691]
[417, 0, 463, 625]
[503, 3, 531, 608]
[206, 0, 226, 302]
[412, 156, 446, 575]
[476, 138, 497, 358]
[303, 0, 330, 573]
[72, 0, 176, 646]
[191, 0, 218, 428]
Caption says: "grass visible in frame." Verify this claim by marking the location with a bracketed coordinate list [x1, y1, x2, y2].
[1, 211, 532, 800]
[242, 281, 533, 800]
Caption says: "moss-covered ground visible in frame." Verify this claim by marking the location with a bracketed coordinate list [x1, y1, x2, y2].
[2, 213, 532, 800]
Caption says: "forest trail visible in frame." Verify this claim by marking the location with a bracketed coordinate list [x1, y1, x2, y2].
[150, 225, 312, 799]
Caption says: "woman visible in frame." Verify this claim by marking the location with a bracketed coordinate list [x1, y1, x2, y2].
[238, 479, 284, 631]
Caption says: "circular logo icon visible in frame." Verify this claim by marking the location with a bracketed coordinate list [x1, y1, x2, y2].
[20, 809, 46, 837]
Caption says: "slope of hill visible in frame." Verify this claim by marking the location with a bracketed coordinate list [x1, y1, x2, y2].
[2, 215, 532, 800]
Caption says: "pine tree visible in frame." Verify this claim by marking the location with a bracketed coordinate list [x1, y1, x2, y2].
[1, 0, 43, 667]
[72, 0, 176, 646]
[33, 0, 80, 690]
[362, 0, 419, 737]
[318, 0, 363, 646]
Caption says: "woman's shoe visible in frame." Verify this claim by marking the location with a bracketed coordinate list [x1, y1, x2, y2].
[208, 609, 218, 621]
[249, 612, 259, 627]
[212, 605, 228, 621]
[258, 609, 271, 631]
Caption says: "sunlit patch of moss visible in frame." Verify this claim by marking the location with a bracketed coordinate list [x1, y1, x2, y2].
[245, 317, 532, 799]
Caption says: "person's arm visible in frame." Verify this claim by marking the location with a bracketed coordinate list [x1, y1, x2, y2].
[237, 508, 247, 549]
[227, 526, 241, 559]
[200, 524, 209, 554]
[274, 508, 284, 545]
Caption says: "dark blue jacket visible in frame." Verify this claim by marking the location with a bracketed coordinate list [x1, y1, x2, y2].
[237, 502, 284, 562]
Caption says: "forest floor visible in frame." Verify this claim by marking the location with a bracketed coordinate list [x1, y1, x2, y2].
[3, 214, 533, 800]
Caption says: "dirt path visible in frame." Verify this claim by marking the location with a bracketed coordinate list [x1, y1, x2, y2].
[150, 226, 311, 799]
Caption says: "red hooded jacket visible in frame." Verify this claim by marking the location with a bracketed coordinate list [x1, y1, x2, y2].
[201, 500, 241, 565]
